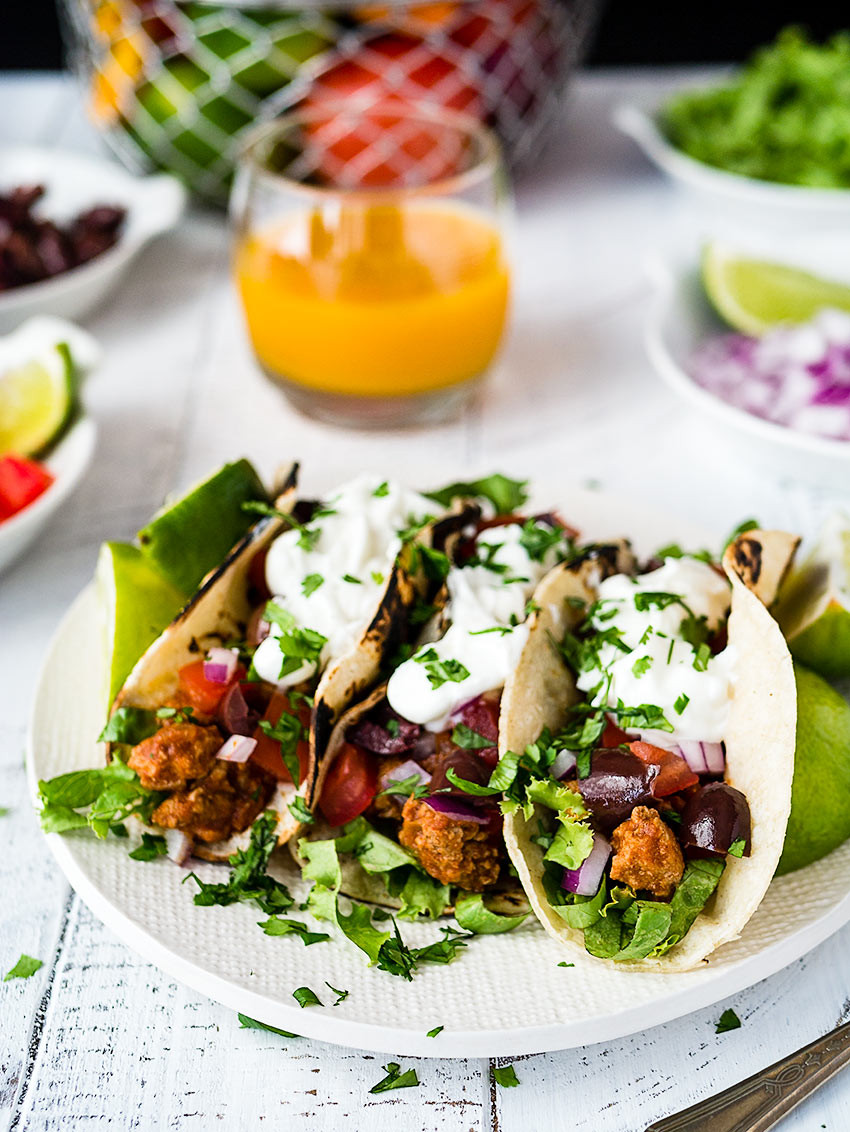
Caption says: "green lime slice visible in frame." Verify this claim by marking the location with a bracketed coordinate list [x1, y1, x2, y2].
[775, 512, 850, 680]
[702, 243, 850, 335]
[776, 663, 850, 875]
[97, 541, 185, 708]
[0, 343, 74, 457]
[137, 459, 269, 596]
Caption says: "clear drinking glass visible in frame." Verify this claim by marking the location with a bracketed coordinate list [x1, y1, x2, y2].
[231, 103, 512, 428]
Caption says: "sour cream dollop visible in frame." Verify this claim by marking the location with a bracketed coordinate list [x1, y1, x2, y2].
[575, 556, 735, 745]
[251, 475, 433, 687]
[387, 522, 560, 730]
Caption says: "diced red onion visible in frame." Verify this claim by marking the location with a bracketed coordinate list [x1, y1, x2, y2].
[165, 828, 192, 866]
[550, 749, 577, 779]
[561, 831, 611, 897]
[687, 309, 850, 443]
[380, 760, 431, 791]
[204, 647, 239, 685]
[676, 740, 709, 775]
[701, 741, 726, 774]
[425, 795, 491, 824]
[247, 608, 270, 647]
[216, 735, 257, 763]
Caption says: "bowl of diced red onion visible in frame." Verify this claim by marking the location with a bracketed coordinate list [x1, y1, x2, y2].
[645, 246, 850, 486]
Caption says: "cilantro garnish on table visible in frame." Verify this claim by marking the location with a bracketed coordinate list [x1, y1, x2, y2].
[369, 1062, 420, 1094]
[238, 1013, 300, 1039]
[715, 1008, 742, 1034]
[4, 954, 43, 981]
[492, 1063, 520, 1088]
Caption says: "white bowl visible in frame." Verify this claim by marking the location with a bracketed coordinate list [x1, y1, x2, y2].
[0, 416, 97, 574]
[614, 99, 850, 231]
[644, 246, 850, 488]
[0, 148, 186, 331]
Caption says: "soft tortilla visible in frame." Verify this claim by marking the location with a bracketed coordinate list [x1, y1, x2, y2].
[502, 530, 800, 971]
[108, 476, 473, 861]
[295, 543, 637, 915]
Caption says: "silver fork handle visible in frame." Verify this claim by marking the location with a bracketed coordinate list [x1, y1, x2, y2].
[646, 1020, 850, 1132]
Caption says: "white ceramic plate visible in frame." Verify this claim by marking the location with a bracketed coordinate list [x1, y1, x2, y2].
[614, 100, 850, 230]
[644, 234, 850, 488]
[0, 416, 97, 575]
[0, 148, 186, 331]
[27, 484, 850, 1058]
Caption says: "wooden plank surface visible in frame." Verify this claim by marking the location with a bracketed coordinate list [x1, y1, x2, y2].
[2, 71, 850, 1132]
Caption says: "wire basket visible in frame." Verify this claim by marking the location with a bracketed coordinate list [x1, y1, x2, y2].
[60, 0, 600, 204]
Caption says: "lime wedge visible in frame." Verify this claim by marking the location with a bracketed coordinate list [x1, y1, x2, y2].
[776, 664, 850, 875]
[97, 541, 185, 708]
[775, 512, 850, 680]
[0, 343, 74, 456]
[702, 243, 850, 335]
[137, 459, 269, 595]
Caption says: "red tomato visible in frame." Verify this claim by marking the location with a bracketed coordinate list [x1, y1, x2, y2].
[0, 455, 54, 522]
[318, 742, 379, 827]
[303, 34, 484, 188]
[601, 719, 631, 748]
[251, 690, 311, 783]
[629, 741, 699, 798]
[177, 659, 243, 715]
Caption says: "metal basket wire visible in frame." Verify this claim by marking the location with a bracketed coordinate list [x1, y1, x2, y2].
[60, 0, 600, 204]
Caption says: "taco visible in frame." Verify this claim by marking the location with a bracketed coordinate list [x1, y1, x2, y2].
[108, 471, 467, 863]
[296, 511, 604, 920]
[500, 529, 800, 970]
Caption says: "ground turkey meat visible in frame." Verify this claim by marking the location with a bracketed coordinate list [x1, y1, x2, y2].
[609, 805, 684, 898]
[128, 722, 223, 790]
[152, 762, 273, 843]
[398, 796, 500, 891]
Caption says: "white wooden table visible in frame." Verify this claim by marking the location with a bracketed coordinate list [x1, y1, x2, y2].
[2, 70, 850, 1132]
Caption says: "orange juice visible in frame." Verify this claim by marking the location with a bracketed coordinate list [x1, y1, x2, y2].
[234, 202, 509, 398]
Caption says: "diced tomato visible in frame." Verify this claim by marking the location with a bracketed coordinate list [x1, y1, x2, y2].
[602, 719, 631, 748]
[629, 740, 699, 797]
[318, 742, 379, 827]
[177, 658, 244, 715]
[247, 546, 270, 603]
[0, 455, 54, 522]
[250, 690, 311, 783]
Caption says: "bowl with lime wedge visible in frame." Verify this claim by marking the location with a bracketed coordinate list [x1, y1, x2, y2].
[0, 317, 99, 574]
[646, 233, 850, 487]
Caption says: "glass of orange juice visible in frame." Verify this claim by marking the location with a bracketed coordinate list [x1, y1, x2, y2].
[231, 103, 511, 428]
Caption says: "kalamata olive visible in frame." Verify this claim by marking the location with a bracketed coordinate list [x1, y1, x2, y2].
[348, 703, 422, 756]
[429, 749, 492, 796]
[679, 782, 751, 858]
[577, 748, 660, 829]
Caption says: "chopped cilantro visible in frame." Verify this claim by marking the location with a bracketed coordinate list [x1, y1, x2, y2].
[293, 986, 322, 1008]
[373, 481, 390, 497]
[264, 601, 327, 679]
[518, 517, 571, 562]
[451, 724, 494, 750]
[378, 774, 429, 800]
[128, 833, 167, 861]
[258, 711, 304, 785]
[369, 1062, 420, 1094]
[325, 982, 349, 1005]
[155, 705, 197, 724]
[414, 648, 470, 689]
[386, 719, 400, 737]
[301, 573, 324, 597]
[288, 796, 314, 825]
[674, 693, 690, 715]
[693, 643, 712, 672]
[342, 574, 362, 585]
[371, 571, 385, 585]
[469, 625, 512, 636]
[557, 961, 575, 968]
[4, 954, 43, 981]
[237, 1013, 300, 1038]
[186, 812, 293, 915]
[427, 1025, 444, 1038]
[715, 1008, 741, 1033]
[424, 473, 528, 514]
[492, 1064, 520, 1088]
[259, 917, 330, 946]
[631, 655, 652, 679]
